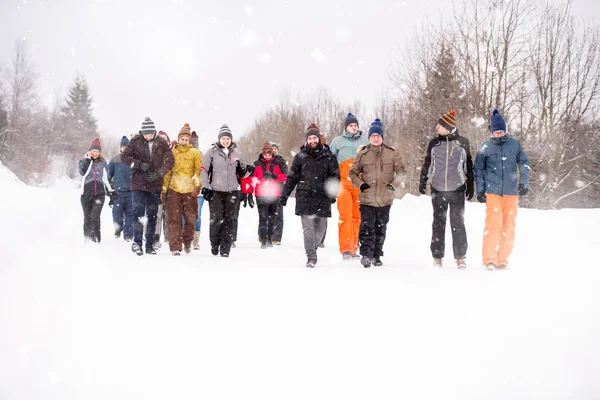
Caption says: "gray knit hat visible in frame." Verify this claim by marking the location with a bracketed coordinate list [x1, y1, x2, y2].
[140, 117, 157, 135]
[218, 124, 233, 140]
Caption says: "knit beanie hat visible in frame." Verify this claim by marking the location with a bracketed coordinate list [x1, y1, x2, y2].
[368, 118, 384, 136]
[438, 110, 457, 132]
[344, 113, 359, 130]
[261, 141, 273, 154]
[89, 137, 101, 151]
[305, 122, 321, 141]
[320, 133, 327, 145]
[120, 136, 129, 147]
[489, 109, 506, 132]
[218, 124, 233, 140]
[178, 123, 192, 139]
[140, 117, 157, 135]
[270, 142, 279, 150]
[158, 130, 171, 143]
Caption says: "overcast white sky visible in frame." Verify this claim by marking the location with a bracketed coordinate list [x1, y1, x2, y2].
[0, 0, 598, 144]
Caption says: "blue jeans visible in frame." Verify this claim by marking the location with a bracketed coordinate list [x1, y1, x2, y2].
[132, 191, 161, 249]
[112, 191, 134, 239]
[195, 195, 205, 231]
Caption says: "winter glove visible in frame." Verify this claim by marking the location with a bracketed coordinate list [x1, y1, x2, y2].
[245, 164, 255, 175]
[201, 187, 213, 202]
[263, 171, 277, 180]
[359, 183, 370, 192]
[466, 186, 474, 201]
[279, 196, 287, 207]
[139, 162, 150, 171]
[145, 171, 161, 182]
[518, 184, 528, 196]
[240, 192, 248, 207]
[248, 194, 255, 208]
[419, 182, 427, 195]
[387, 184, 395, 191]
[191, 187, 201, 197]
[160, 192, 167, 205]
[477, 191, 487, 203]
[330, 198, 336, 204]
[108, 191, 116, 208]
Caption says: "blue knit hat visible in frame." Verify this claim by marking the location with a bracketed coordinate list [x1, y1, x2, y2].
[344, 113, 359, 129]
[368, 118, 384, 137]
[120, 135, 130, 147]
[489, 109, 506, 132]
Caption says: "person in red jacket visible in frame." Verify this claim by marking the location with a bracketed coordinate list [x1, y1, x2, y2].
[246, 141, 287, 248]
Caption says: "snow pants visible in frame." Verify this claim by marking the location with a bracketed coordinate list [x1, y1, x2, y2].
[165, 189, 198, 252]
[209, 191, 240, 255]
[256, 196, 279, 243]
[483, 194, 518, 266]
[81, 194, 105, 242]
[112, 191, 134, 240]
[132, 191, 161, 251]
[430, 188, 467, 259]
[337, 185, 361, 254]
[358, 205, 390, 259]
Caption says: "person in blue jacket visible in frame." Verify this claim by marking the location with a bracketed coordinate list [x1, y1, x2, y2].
[474, 109, 531, 270]
[108, 136, 134, 241]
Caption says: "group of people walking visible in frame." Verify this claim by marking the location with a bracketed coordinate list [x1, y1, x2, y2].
[79, 108, 530, 270]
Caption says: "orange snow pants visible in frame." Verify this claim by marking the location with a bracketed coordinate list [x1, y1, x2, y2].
[337, 185, 361, 255]
[482, 194, 518, 266]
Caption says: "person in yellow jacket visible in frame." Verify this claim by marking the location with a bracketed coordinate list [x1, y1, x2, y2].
[161, 123, 202, 256]
[329, 113, 369, 260]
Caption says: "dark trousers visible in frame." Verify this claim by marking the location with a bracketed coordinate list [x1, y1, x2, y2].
[209, 191, 240, 254]
[112, 191, 134, 239]
[272, 201, 284, 242]
[359, 205, 391, 259]
[166, 190, 198, 252]
[430, 189, 467, 259]
[256, 197, 279, 243]
[132, 191, 161, 250]
[81, 194, 105, 242]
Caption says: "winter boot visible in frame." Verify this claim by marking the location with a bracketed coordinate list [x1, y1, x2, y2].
[211, 245, 219, 256]
[351, 253, 361, 260]
[152, 241, 162, 251]
[221, 253, 229, 258]
[124, 237, 132, 242]
[193, 231, 201, 250]
[261, 240, 268, 249]
[485, 263, 496, 271]
[145, 247, 157, 255]
[373, 257, 383, 267]
[114, 229, 122, 239]
[131, 242, 144, 256]
[184, 242, 192, 254]
[306, 259, 317, 268]
[361, 256, 372, 268]
[272, 240, 281, 245]
[496, 263, 508, 270]
[433, 258, 443, 267]
[342, 251, 353, 260]
[456, 258, 467, 270]
[172, 251, 181, 256]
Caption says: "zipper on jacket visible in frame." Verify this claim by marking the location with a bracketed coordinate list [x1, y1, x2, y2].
[500, 142, 504, 196]
[94, 163, 97, 195]
[445, 136, 449, 191]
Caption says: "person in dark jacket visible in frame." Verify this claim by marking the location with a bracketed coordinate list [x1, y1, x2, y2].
[200, 124, 253, 257]
[280, 123, 340, 268]
[269, 142, 288, 245]
[79, 138, 114, 243]
[474, 109, 531, 270]
[121, 117, 175, 256]
[247, 141, 287, 248]
[108, 135, 134, 241]
[419, 110, 474, 269]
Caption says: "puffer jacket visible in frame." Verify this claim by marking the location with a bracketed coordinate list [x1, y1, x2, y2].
[79, 156, 113, 195]
[162, 143, 202, 194]
[200, 142, 247, 192]
[349, 143, 407, 207]
[420, 130, 474, 193]
[281, 143, 340, 218]
[474, 134, 531, 196]
[108, 154, 132, 192]
[121, 134, 175, 192]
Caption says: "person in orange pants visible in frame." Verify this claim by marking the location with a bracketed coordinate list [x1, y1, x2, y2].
[474, 109, 531, 270]
[329, 113, 369, 260]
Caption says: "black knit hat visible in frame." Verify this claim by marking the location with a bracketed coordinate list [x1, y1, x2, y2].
[344, 112, 359, 130]
[305, 122, 321, 141]
[438, 110, 456, 132]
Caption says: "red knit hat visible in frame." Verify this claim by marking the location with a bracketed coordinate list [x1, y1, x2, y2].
[89, 137, 101, 151]
[261, 141, 273, 154]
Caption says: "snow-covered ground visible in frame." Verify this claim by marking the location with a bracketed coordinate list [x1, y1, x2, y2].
[1, 162, 599, 399]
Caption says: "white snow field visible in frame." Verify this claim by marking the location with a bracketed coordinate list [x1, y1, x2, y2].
[1, 163, 599, 399]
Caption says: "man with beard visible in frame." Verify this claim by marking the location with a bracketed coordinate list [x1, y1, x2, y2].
[279, 123, 340, 268]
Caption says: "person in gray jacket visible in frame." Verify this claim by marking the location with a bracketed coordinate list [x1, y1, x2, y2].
[200, 124, 253, 257]
[419, 110, 474, 269]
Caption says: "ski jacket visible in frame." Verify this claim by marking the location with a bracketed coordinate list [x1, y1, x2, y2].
[108, 154, 132, 192]
[79, 156, 113, 196]
[329, 130, 369, 190]
[121, 134, 175, 192]
[162, 143, 202, 194]
[420, 130, 474, 193]
[200, 142, 247, 193]
[474, 134, 531, 196]
[349, 143, 406, 207]
[281, 143, 340, 218]
[245, 153, 287, 197]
